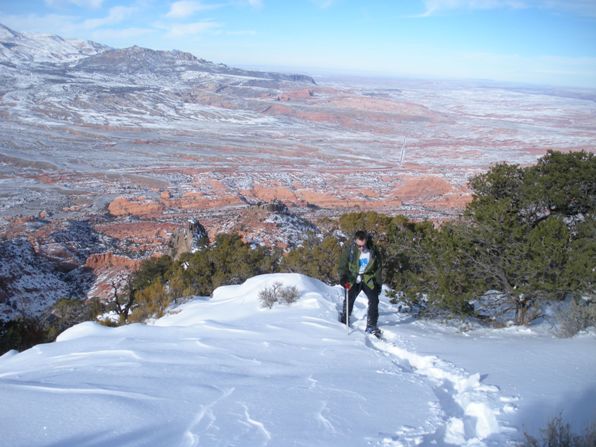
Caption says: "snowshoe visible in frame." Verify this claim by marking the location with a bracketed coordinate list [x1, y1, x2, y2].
[365, 326, 382, 338]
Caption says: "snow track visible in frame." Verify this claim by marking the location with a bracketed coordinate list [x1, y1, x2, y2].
[349, 296, 518, 447]
[368, 335, 505, 446]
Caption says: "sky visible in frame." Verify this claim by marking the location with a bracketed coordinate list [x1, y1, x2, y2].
[1, 0, 595, 88]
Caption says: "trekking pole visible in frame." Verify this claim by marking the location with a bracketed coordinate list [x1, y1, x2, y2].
[345, 284, 349, 334]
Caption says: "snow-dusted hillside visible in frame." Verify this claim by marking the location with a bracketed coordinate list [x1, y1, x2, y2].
[0, 23, 108, 64]
[1, 273, 594, 447]
[0, 237, 96, 320]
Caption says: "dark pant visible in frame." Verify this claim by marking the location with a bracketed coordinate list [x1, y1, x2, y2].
[342, 282, 379, 327]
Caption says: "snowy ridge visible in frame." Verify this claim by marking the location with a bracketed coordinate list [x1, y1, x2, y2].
[0, 273, 594, 446]
[0, 23, 108, 64]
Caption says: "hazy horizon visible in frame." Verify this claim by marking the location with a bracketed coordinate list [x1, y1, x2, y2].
[1, 0, 595, 90]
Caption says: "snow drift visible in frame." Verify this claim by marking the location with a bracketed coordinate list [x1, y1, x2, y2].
[0, 273, 594, 446]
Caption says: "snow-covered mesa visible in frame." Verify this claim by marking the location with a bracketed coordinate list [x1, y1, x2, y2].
[0, 273, 594, 447]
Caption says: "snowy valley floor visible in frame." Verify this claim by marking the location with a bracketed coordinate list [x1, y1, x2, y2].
[0, 273, 594, 447]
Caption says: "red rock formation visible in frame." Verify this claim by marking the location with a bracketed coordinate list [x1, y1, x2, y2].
[391, 176, 455, 202]
[85, 252, 141, 270]
[108, 196, 165, 216]
[243, 185, 299, 203]
[277, 88, 314, 101]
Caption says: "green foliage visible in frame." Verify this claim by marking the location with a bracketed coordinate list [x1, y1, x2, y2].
[418, 222, 480, 314]
[0, 317, 48, 355]
[379, 151, 594, 323]
[563, 219, 596, 295]
[131, 255, 173, 292]
[168, 251, 212, 298]
[459, 151, 595, 324]
[207, 234, 277, 290]
[281, 234, 341, 284]
[385, 219, 479, 315]
[128, 233, 278, 322]
[339, 211, 392, 243]
[526, 217, 570, 295]
[383, 216, 437, 301]
[0, 298, 104, 355]
[444, 214, 575, 323]
[104, 255, 175, 324]
[467, 162, 526, 214]
[129, 279, 171, 322]
[526, 150, 595, 219]
[45, 297, 104, 340]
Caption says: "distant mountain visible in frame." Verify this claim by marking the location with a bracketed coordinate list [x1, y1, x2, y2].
[73, 45, 316, 83]
[0, 22, 315, 84]
[0, 22, 318, 132]
[0, 23, 109, 65]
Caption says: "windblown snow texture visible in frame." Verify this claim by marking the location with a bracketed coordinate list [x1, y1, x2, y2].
[0, 273, 594, 447]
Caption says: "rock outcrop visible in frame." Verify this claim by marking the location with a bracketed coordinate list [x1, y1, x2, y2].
[168, 220, 208, 259]
[84, 252, 141, 270]
[108, 196, 165, 217]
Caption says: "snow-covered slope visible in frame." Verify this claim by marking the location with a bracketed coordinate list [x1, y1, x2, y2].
[1, 273, 594, 446]
[0, 23, 108, 64]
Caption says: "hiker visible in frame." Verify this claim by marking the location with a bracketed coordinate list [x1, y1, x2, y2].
[338, 230, 383, 335]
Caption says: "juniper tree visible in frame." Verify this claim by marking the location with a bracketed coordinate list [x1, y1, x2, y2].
[281, 233, 341, 284]
[452, 151, 594, 324]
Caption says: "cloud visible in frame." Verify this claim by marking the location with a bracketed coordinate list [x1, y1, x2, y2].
[82, 5, 137, 29]
[161, 20, 221, 37]
[418, 0, 596, 17]
[44, 0, 104, 9]
[0, 12, 81, 35]
[0, 6, 140, 37]
[419, 0, 526, 17]
[166, 1, 222, 19]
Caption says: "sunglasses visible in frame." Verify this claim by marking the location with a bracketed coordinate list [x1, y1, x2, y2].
[356, 243, 366, 249]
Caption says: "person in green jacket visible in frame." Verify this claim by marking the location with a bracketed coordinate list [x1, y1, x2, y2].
[338, 230, 382, 335]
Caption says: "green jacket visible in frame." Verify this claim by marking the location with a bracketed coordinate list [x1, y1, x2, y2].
[338, 240, 383, 290]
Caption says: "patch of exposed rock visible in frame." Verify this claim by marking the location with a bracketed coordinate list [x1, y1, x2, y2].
[108, 196, 165, 217]
[223, 200, 318, 248]
[84, 252, 142, 270]
[168, 219, 208, 259]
